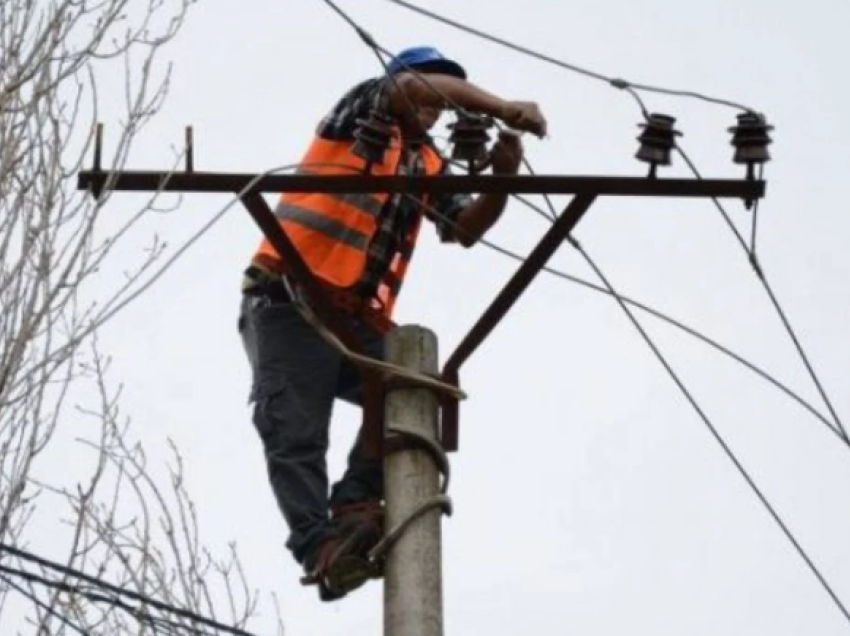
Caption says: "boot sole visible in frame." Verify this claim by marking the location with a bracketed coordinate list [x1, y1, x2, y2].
[326, 554, 375, 594]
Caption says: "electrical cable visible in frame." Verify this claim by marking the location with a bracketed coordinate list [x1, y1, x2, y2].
[0, 572, 90, 635]
[383, 0, 756, 113]
[397, 166, 846, 448]
[496, 192, 845, 447]
[0, 545, 257, 636]
[320, 0, 470, 120]
[294, 298, 466, 400]
[102, 150, 843, 448]
[426, 157, 850, 455]
[86, 163, 308, 332]
[0, 565, 174, 634]
[409, 189, 850, 623]
[322, 0, 848, 447]
[84, 159, 466, 403]
[565, 240, 850, 625]
[344, 0, 848, 451]
[676, 145, 848, 442]
[87, 3, 846, 620]
[491, 236, 843, 441]
[320, 0, 546, 144]
[315, 3, 849, 623]
[480, 115, 850, 617]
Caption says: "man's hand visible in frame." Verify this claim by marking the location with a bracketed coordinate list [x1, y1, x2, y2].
[490, 130, 524, 174]
[454, 130, 522, 246]
[500, 101, 547, 137]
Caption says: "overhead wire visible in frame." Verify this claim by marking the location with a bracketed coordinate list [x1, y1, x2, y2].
[0, 564, 168, 633]
[317, 0, 845, 448]
[326, 0, 848, 444]
[411, 191, 850, 625]
[0, 544, 257, 636]
[676, 145, 848, 442]
[80, 124, 840, 445]
[371, 0, 846, 440]
[0, 572, 90, 635]
[383, 0, 755, 113]
[96, 143, 844, 448]
[372, 0, 850, 444]
[323, 0, 848, 448]
[316, 0, 850, 623]
[419, 152, 845, 440]
[498, 191, 844, 446]
[72, 0, 846, 624]
[561, 239, 850, 625]
[395, 0, 847, 441]
[321, 0, 473, 122]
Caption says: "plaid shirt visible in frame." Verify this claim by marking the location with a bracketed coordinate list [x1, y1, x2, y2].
[317, 78, 471, 301]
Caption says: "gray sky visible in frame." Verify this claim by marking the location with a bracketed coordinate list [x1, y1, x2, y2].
[82, 0, 850, 633]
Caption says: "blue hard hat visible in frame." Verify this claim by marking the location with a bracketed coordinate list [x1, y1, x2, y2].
[387, 46, 467, 80]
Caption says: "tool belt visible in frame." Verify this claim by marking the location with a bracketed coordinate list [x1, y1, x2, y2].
[242, 263, 394, 334]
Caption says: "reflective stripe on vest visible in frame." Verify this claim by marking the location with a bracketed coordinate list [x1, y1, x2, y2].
[252, 132, 445, 319]
[294, 166, 384, 218]
[275, 201, 371, 251]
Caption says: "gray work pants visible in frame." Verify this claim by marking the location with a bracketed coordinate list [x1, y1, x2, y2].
[238, 294, 385, 565]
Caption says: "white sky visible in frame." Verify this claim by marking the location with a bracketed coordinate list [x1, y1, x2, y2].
[79, 0, 850, 634]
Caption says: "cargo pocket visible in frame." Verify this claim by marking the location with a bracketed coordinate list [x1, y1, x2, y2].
[251, 377, 289, 442]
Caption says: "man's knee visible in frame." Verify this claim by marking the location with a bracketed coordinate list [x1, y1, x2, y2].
[253, 383, 329, 454]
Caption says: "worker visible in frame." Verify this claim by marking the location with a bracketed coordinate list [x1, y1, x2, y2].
[238, 45, 547, 601]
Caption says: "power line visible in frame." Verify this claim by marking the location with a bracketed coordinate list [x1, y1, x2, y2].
[321, 0, 847, 446]
[0, 544, 256, 636]
[316, 0, 846, 447]
[676, 145, 848, 442]
[486, 128, 849, 618]
[316, 2, 849, 624]
[331, 1, 850, 590]
[564, 239, 850, 626]
[319, 0, 474, 121]
[316, 0, 831, 429]
[383, 0, 756, 113]
[0, 572, 90, 635]
[84, 1, 844, 622]
[125, 150, 843, 450]
[89, 143, 841, 448]
[412, 190, 850, 624]
[498, 193, 846, 448]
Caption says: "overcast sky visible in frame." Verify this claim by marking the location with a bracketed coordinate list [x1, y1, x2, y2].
[79, 0, 850, 634]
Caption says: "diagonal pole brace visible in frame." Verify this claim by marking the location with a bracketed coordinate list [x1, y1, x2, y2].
[440, 193, 598, 451]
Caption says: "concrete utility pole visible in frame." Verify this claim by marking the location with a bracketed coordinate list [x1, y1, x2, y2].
[384, 325, 444, 636]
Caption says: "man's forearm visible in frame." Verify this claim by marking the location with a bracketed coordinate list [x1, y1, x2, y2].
[389, 73, 507, 119]
[454, 193, 509, 247]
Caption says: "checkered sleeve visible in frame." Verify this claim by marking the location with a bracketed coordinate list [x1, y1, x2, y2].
[427, 162, 472, 243]
[316, 78, 390, 141]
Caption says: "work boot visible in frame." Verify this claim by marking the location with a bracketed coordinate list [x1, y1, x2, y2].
[331, 500, 384, 537]
[301, 523, 380, 602]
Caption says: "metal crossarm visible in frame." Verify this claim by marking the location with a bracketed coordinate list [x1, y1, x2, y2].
[77, 170, 765, 198]
[77, 165, 766, 453]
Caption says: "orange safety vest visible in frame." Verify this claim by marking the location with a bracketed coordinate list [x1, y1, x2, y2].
[252, 131, 444, 319]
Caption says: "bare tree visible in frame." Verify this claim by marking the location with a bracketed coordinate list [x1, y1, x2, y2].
[0, 1, 277, 633]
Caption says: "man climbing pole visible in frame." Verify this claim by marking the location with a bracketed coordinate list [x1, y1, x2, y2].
[237, 45, 547, 601]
